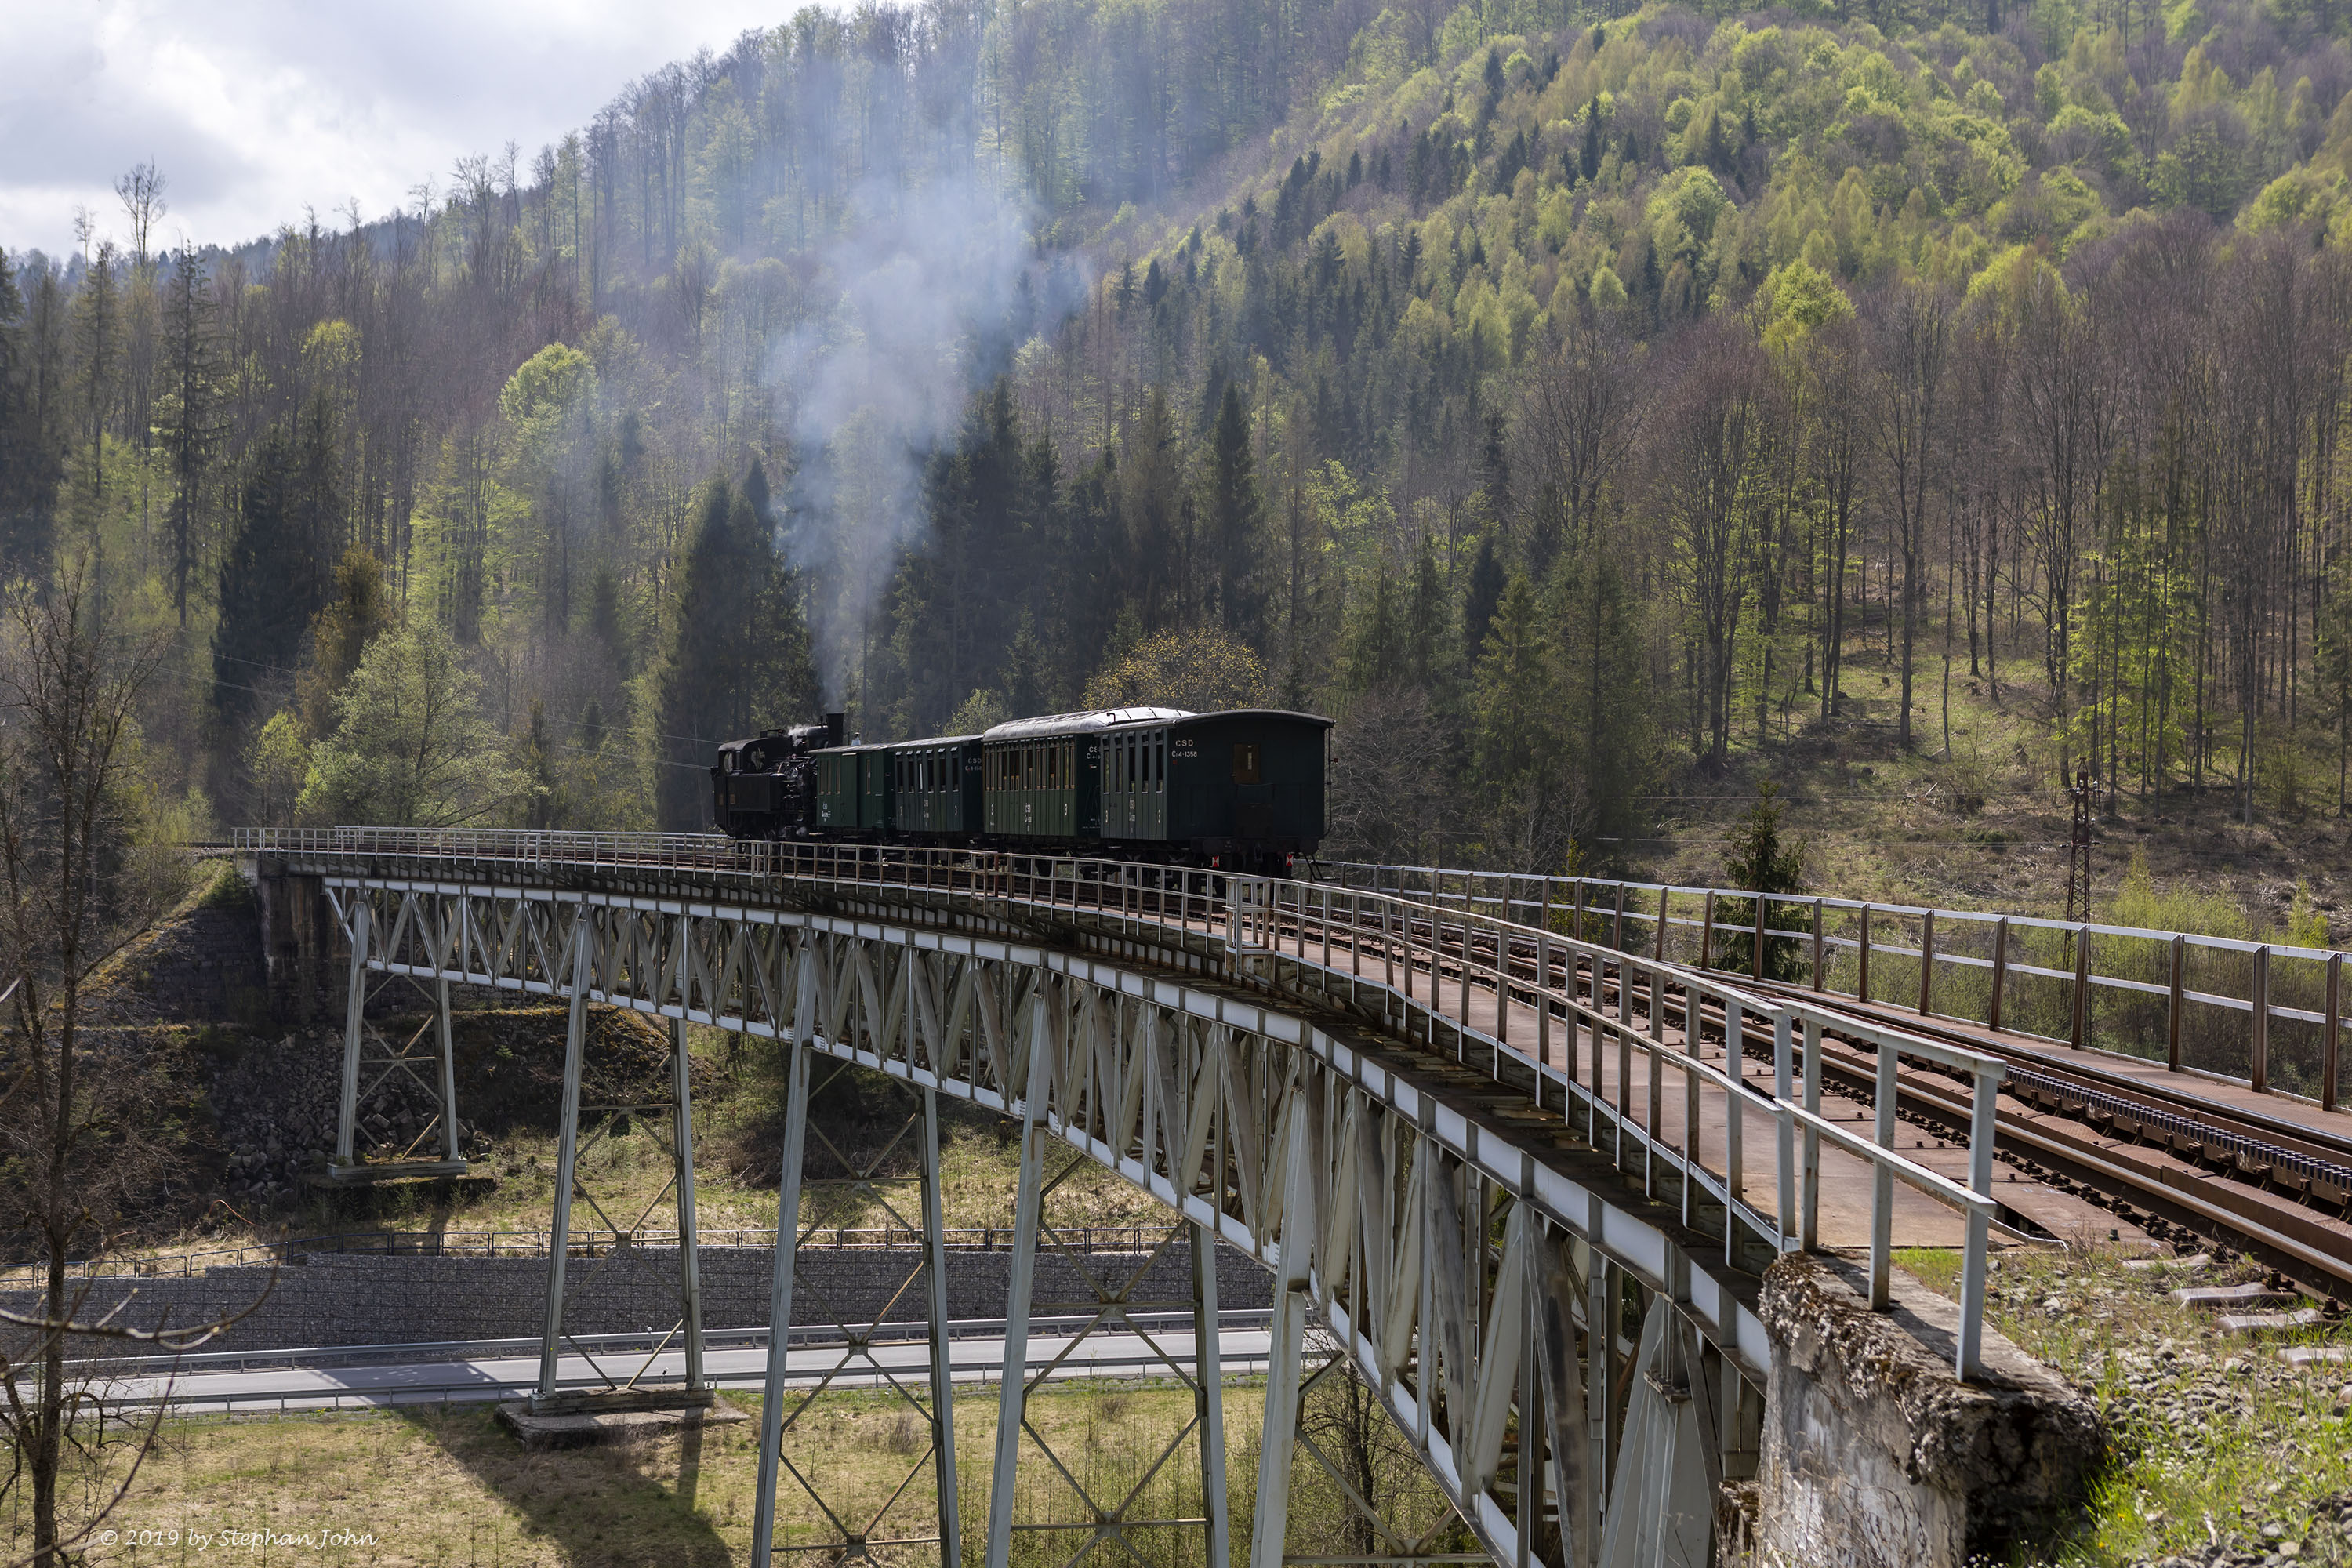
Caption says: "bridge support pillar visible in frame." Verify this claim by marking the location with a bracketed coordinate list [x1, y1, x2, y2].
[918, 1086, 961, 1568]
[334, 902, 369, 1167]
[326, 895, 468, 1184]
[672, 1018, 705, 1392]
[1250, 1081, 1314, 1568]
[982, 994, 1051, 1568]
[747, 1035, 966, 1568]
[1192, 1217, 1229, 1568]
[533, 912, 592, 1406]
[750, 1032, 812, 1566]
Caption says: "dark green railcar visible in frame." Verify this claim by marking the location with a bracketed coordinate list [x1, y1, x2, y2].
[1142, 710, 1329, 868]
[811, 746, 893, 834]
[888, 735, 983, 837]
[724, 705, 1328, 871]
[974, 706, 1327, 870]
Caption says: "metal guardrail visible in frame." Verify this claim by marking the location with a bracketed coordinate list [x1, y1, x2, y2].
[1312, 859, 2351, 1112]
[226, 827, 2005, 1378]
[90, 1311, 1280, 1416]
[0, 1224, 1205, 1284]
[74, 1308, 1276, 1377]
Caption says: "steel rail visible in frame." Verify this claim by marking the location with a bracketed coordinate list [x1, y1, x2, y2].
[1319, 891, 2352, 1297]
[1312, 884, 2352, 1200]
[1312, 858, 2352, 1111]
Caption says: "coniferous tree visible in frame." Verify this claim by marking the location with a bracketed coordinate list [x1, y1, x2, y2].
[212, 431, 329, 748]
[650, 466, 818, 829]
[1463, 534, 1506, 658]
[1205, 382, 1262, 635]
[1722, 782, 1806, 978]
[0, 250, 59, 584]
[155, 257, 217, 626]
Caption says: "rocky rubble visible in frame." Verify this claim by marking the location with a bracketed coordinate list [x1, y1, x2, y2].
[202, 1008, 670, 1210]
[208, 1023, 491, 1206]
[2133, 1492, 2352, 1567]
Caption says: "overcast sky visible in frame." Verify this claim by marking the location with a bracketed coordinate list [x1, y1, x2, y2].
[1, 1, 789, 262]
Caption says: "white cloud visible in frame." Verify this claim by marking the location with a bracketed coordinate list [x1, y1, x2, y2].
[0, 0, 789, 260]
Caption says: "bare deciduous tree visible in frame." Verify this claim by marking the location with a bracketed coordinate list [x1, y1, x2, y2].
[0, 561, 252, 1566]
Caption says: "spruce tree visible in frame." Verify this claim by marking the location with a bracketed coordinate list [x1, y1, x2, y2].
[1464, 535, 1506, 658]
[0, 249, 59, 584]
[1722, 782, 1806, 978]
[212, 430, 328, 742]
[1206, 381, 1262, 634]
[652, 466, 818, 829]
[157, 257, 217, 626]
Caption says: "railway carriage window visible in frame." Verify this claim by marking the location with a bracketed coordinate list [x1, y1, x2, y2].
[1233, 743, 1261, 784]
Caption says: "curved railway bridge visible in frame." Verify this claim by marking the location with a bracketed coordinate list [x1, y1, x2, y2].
[238, 829, 2019, 1568]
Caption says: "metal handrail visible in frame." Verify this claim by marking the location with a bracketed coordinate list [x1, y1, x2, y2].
[1312, 858, 2350, 1110]
[1232, 875, 2004, 1377]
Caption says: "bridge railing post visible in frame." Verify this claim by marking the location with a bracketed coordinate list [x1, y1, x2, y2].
[1800, 1018, 1822, 1251]
[1867, 1040, 1898, 1312]
[1956, 1060, 2003, 1380]
[1773, 1010, 1795, 1250]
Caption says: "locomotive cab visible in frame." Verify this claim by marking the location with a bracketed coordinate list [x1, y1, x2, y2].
[709, 713, 843, 837]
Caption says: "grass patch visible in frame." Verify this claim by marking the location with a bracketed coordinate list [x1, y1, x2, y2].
[37, 1369, 1462, 1567]
[1901, 1244, 2352, 1565]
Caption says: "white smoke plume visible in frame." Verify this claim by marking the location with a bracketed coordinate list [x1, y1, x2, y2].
[770, 175, 1089, 706]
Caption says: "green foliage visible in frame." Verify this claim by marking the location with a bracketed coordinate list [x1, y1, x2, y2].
[249, 711, 307, 828]
[1721, 782, 1806, 978]
[299, 615, 520, 827]
[2107, 851, 2249, 941]
[1083, 628, 1270, 711]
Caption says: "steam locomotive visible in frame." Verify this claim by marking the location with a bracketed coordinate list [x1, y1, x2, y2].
[711, 706, 1330, 874]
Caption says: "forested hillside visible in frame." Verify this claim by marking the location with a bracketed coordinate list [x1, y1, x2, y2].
[9, 0, 2352, 898]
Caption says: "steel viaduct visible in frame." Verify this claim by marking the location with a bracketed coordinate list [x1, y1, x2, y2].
[237, 828, 2110, 1568]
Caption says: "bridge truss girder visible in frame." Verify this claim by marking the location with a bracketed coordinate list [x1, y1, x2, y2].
[318, 875, 1766, 1568]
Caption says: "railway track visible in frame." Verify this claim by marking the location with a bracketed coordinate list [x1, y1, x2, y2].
[1352, 902, 2352, 1305]
[1735, 978, 2352, 1304]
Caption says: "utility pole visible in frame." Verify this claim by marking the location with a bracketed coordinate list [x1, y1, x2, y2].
[2064, 769, 2093, 922]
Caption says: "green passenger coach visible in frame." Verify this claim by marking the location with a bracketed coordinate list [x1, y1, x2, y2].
[715, 705, 1330, 874]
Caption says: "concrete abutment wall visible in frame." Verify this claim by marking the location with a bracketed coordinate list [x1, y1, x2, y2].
[1751, 1253, 2103, 1568]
